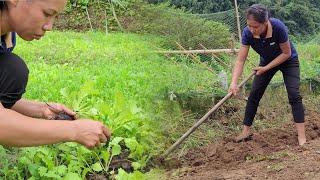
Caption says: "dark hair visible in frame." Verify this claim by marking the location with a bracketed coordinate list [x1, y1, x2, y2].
[0, 1, 6, 10]
[246, 4, 270, 23]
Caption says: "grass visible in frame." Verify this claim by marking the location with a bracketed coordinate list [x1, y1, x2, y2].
[0, 31, 221, 179]
[18, 32, 219, 109]
[1, 30, 319, 178]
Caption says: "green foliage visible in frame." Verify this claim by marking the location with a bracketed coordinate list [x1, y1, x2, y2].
[125, 3, 231, 49]
[0, 31, 220, 178]
[148, 0, 233, 14]
[59, 0, 138, 32]
[148, 0, 320, 38]
[1, 23, 317, 180]
[270, 0, 320, 37]
[309, 33, 320, 45]
[115, 168, 146, 179]
[13, 90, 152, 179]
[57, 0, 320, 39]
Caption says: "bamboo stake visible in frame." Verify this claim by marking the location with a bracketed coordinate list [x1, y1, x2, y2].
[105, 9, 108, 35]
[234, 0, 242, 42]
[175, 42, 198, 62]
[199, 44, 230, 69]
[109, 0, 124, 32]
[230, 34, 237, 55]
[85, 7, 93, 31]
[162, 71, 256, 158]
[156, 49, 240, 54]
[175, 42, 215, 74]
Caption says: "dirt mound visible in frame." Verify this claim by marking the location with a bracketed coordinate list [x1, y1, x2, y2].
[167, 111, 320, 179]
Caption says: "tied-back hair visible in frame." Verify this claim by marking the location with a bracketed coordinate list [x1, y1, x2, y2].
[246, 4, 270, 23]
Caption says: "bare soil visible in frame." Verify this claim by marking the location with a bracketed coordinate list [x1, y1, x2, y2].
[166, 110, 320, 180]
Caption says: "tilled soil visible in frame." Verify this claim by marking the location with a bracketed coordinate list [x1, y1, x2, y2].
[166, 110, 320, 180]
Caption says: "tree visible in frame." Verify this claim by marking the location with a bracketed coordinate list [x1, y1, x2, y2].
[148, 0, 320, 36]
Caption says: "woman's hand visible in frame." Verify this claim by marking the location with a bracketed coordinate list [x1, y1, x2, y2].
[229, 83, 240, 96]
[253, 66, 268, 75]
[43, 103, 76, 120]
[70, 120, 112, 149]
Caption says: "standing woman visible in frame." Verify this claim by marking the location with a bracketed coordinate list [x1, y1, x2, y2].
[0, 0, 111, 148]
[229, 4, 306, 145]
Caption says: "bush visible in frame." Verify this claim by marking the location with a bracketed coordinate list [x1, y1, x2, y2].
[124, 3, 231, 49]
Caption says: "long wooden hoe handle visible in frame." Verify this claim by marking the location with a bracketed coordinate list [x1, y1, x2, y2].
[162, 71, 256, 158]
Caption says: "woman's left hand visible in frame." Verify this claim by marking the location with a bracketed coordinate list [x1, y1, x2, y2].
[42, 103, 77, 120]
[253, 66, 268, 75]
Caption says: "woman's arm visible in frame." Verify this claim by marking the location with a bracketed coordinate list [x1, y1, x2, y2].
[229, 45, 250, 95]
[0, 106, 111, 148]
[11, 99, 46, 118]
[12, 99, 76, 119]
[265, 41, 291, 69]
[255, 41, 292, 75]
[0, 107, 74, 146]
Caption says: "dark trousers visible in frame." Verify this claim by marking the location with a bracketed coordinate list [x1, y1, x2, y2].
[0, 53, 29, 108]
[243, 58, 304, 126]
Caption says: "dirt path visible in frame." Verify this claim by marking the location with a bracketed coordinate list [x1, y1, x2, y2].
[166, 110, 320, 180]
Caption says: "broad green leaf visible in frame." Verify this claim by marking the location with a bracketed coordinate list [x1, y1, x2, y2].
[82, 168, 91, 179]
[130, 102, 141, 114]
[65, 142, 78, 147]
[115, 169, 146, 180]
[57, 143, 71, 152]
[79, 146, 92, 155]
[55, 165, 67, 176]
[101, 150, 111, 162]
[132, 162, 141, 170]
[115, 168, 128, 180]
[110, 137, 124, 145]
[92, 162, 103, 172]
[111, 144, 121, 156]
[37, 147, 50, 156]
[19, 156, 31, 165]
[63, 173, 82, 180]
[38, 166, 48, 177]
[28, 164, 40, 177]
[124, 138, 138, 151]
[44, 170, 61, 178]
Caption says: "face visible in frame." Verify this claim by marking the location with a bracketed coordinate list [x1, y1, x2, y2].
[247, 16, 268, 37]
[6, 0, 67, 41]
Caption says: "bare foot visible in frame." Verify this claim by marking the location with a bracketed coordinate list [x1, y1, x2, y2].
[234, 125, 252, 143]
[295, 123, 306, 146]
[234, 132, 253, 143]
[298, 137, 306, 146]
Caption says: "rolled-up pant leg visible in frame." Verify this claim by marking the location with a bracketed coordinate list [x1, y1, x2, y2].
[0, 53, 29, 108]
[280, 59, 304, 123]
[243, 66, 278, 126]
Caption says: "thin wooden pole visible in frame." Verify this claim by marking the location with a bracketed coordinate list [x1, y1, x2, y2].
[109, 0, 124, 32]
[162, 71, 256, 158]
[175, 42, 215, 74]
[199, 44, 230, 69]
[156, 49, 240, 55]
[105, 9, 108, 35]
[230, 34, 237, 55]
[175, 42, 198, 62]
[85, 7, 93, 31]
[234, 0, 242, 42]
